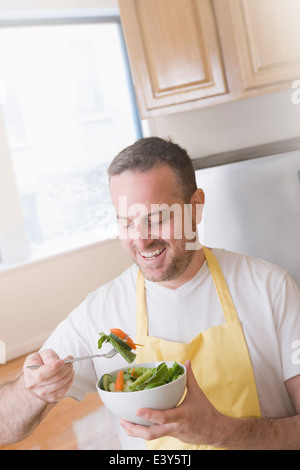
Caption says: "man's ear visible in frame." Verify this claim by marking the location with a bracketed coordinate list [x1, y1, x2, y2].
[191, 188, 205, 226]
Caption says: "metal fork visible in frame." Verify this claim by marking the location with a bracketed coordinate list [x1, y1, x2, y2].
[26, 348, 118, 369]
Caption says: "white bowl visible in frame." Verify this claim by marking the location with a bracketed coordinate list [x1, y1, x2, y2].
[96, 361, 187, 426]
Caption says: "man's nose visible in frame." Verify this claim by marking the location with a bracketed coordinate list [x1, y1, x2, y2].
[133, 220, 151, 247]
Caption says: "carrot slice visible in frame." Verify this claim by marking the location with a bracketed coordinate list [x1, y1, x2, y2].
[115, 370, 124, 392]
[110, 328, 126, 338]
[110, 328, 137, 350]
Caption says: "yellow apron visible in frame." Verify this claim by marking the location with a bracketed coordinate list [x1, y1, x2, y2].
[135, 246, 261, 450]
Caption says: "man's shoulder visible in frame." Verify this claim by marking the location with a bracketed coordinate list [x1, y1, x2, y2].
[213, 246, 288, 284]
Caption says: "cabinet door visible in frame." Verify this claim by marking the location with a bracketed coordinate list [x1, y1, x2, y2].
[228, 0, 300, 90]
[119, 0, 227, 118]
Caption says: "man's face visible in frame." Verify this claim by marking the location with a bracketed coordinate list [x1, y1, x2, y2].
[110, 165, 200, 283]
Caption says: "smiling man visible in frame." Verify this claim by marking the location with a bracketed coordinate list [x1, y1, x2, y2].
[1, 137, 300, 450]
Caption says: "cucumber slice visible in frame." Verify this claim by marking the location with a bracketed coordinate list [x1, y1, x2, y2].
[110, 332, 132, 351]
[100, 374, 114, 391]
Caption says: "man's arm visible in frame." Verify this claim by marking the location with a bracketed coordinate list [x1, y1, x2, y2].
[0, 349, 74, 445]
[217, 373, 300, 450]
[0, 374, 54, 445]
[120, 361, 300, 450]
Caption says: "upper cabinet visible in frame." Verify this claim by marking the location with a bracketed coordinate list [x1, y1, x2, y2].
[118, 0, 227, 117]
[227, 0, 300, 90]
[119, 0, 300, 118]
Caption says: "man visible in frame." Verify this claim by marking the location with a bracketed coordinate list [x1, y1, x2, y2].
[0, 137, 300, 449]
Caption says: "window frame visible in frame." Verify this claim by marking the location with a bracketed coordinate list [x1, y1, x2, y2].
[0, 9, 143, 269]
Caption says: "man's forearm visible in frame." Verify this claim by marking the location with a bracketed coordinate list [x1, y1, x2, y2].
[0, 350, 74, 446]
[0, 374, 49, 445]
[220, 414, 300, 450]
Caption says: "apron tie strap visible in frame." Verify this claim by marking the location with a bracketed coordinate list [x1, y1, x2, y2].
[202, 247, 238, 323]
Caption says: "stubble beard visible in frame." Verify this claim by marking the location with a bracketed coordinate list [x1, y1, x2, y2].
[131, 241, 195, 283]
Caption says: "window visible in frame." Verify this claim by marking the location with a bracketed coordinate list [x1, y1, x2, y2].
[0, 14, 142, 264]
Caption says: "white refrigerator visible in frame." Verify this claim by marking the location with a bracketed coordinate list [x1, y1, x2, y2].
[195, 149, 300, 287]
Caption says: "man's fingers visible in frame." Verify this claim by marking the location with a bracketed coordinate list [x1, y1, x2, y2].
[40, 349, 61, 364]
[24, 350, 64, 374]
[25, 359, 67, 384]
[34, 367, 75, 402]
[35, 362, 74, 388]
[120, 419, 175, 440]
[23, 349, 75, 403]
[136, 407, 181, 425]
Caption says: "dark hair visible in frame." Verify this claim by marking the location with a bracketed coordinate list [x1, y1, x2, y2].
[107, 137, 197, 202]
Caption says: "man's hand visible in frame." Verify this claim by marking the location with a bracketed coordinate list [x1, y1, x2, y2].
[120, 360, 225, 447]
[23, 349, 75, 403]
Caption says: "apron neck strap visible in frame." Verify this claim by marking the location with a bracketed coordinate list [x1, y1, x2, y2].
[136, 269, 148, 343]
[202, 247, 238, 323]
[136, 247, 239, 341]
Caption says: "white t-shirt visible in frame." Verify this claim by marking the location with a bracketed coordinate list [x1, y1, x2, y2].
[42, 248, 300, 449]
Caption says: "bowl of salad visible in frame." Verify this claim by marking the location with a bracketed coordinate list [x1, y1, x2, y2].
[96, 361, 187, 426]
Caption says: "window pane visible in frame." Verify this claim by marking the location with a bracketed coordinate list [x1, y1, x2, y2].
[0, 21, 141, 259]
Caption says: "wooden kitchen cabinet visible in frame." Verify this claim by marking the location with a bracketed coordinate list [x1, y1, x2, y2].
[118, 0, 228, 118]
[119, 0, 300, 118]
[225, 0, 300, 91]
